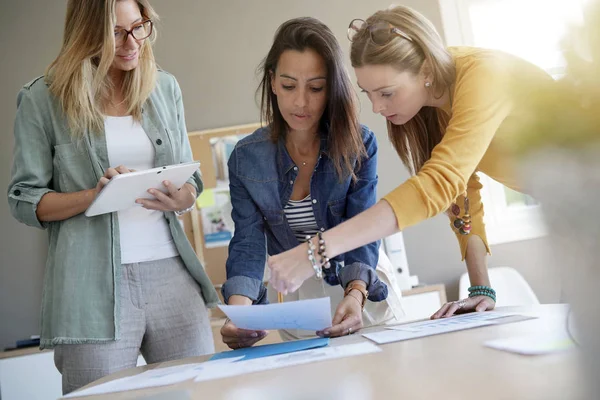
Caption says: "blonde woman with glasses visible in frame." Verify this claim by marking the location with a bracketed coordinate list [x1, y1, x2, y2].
[7, 0, 218, 394]
[268, 5, 552, 318]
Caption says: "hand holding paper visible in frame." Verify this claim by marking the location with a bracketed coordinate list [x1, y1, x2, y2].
[218, 297, 332, 331]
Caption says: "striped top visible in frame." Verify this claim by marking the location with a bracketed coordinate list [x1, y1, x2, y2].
[284, 194, 319, 242]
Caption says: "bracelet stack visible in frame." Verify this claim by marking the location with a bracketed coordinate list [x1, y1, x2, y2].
[468, 285, 496, 302]
[306, 235, 323, 279]
[316, 231, 331, 270]
[306, 232, 332, 280]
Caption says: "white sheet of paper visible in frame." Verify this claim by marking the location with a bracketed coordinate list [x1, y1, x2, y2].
[364, 313, 529, 344]
[218, 297, 332, 331]
[194, 341, 381, 383]
[484, 332, 575, 355]
[386, 312, 517, 332]
[63, 358, 242, 398]
[364, 321, 495, 344]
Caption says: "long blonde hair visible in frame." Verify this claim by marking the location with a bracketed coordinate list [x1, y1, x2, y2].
[46, 0, 159, 138]
[350, 5, 455, 175]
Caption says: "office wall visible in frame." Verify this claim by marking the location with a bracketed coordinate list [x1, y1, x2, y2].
[0, 0, 561, 350]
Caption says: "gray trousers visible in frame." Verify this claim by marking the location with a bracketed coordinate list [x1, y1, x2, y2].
[54, 256, 214, 394]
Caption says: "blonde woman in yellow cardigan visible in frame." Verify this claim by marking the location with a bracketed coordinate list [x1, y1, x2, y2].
[267, 5, 552, 330]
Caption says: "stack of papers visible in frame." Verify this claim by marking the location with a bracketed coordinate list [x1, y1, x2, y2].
[64, 342, 380, 398]
[195, 341, 381, 384]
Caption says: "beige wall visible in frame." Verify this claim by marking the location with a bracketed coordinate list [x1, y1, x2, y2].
[0, 0, 561, 350]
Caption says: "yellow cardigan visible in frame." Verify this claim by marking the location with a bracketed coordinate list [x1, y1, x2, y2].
[383, 46, 552, 259]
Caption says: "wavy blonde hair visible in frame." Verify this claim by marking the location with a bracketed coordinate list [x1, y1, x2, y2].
[46, 0, 158, 138]
[350, 5, 455, 175]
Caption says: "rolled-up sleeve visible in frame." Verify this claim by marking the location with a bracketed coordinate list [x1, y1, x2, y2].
[7, 88, 55, 230]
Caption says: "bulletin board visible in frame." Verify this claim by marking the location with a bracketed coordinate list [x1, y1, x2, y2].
[179, 123, 262, 288]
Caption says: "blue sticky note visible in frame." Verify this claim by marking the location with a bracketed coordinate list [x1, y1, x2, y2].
[209, 337, 329, 361]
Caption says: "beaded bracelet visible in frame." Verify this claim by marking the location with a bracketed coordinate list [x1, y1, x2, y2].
[468, 285, 496, 302]
[306, 235, 323, 279]
[469, 293, 496, 302]
[316, 231, 331, 269]
[469, 285, 496, 293]
[468, 286, 496, 297]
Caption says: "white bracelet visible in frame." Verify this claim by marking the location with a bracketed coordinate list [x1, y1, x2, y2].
[175, 204, 195, 216]
[175, 185, 197, 216]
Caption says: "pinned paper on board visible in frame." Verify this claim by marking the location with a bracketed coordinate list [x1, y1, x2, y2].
[200, 188, 233, 248]
[196, 188, 216, 208]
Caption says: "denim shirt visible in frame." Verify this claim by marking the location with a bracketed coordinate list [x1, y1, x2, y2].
[221, 126, 387, 304]
[7, 70, 219, 348]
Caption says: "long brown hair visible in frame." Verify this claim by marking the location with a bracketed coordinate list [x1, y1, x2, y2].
[46, 0, 159, 138]
[257, 17, 365, 181]
[350, 6, 455, 175]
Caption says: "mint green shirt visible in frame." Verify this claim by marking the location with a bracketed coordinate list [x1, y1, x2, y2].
[7, 70, 219, 348]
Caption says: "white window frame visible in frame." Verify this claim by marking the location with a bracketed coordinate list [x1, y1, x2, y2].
[438, 0, 551, 245]
[477, 173, 547, 245]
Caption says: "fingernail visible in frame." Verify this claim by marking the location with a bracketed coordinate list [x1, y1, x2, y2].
[251, 332, 258, 338]
[323, 331, 330, 336]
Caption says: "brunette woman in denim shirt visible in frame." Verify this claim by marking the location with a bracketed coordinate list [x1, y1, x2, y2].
[220, 18, 405, 349]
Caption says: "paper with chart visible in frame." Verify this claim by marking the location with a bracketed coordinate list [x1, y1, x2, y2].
[63, 358, 241, 398]
[218, 297, 332, 331]
[195, 341, 381, 383]
[484, 332, 575, 355]
[363, 312, 535, 344]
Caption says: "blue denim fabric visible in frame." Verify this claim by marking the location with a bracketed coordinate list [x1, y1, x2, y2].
[221, 125, 387, 304]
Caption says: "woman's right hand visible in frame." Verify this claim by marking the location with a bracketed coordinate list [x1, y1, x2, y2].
[220, 318, 268, 350]
[95, 165, 134, 195]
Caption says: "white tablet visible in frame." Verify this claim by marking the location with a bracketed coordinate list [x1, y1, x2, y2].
[85, 161, 200, 217]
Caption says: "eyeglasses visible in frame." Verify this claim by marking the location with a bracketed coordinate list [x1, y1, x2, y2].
[347, 18, 413, 45]
[114, 20, 153, 47]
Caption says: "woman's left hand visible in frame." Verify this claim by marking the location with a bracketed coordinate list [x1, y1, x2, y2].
[136, 181, 196, 212]
[431, 295, 496, 319]
[267, 244, 315, 295]
[317, 293, 364, 338]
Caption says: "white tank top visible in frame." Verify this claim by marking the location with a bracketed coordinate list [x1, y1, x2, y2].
[104, 116, 179, 264]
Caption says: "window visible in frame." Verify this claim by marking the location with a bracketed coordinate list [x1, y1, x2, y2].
[438, 0, 589, 244]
